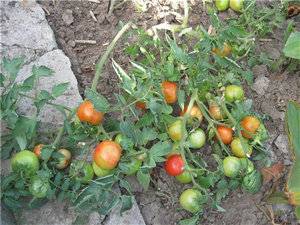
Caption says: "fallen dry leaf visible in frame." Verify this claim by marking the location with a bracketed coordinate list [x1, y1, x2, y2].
[261, 162, 285, 184]
[287, 4, 300, 18]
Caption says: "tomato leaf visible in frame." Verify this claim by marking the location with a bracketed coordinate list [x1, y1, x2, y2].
[149, 141, 172, 162]
[85, 88, 110, 113]
[120, 195, 133, 214]
[32, 65, 54, 77]
[283, 32, 300, 59]
[2, 56, 24, 82]
[286, 101, 300, 159]
[136, 170, 150, 190]
[266, 191, 289, 204]
[51, 82, 69, 98]
[0, 73, 5, 87]
[20, 75, 35, 92]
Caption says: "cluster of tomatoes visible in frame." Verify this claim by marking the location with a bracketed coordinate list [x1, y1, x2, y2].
[215, 0, 244, 12]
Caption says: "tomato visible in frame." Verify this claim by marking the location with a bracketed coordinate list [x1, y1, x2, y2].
[119, 158, 142, 175]
[179, 189, 202, 213]
[209, 102, 224, 120]
[33, 144, 44, 158]
[162, 81, 177, 104]
[76, 100, 104, 125]
[164, 154, 184, 176]
[230, 137, 253, 158]
[223, 156, 241, 178]
[93, 140, 122, 170]
[69, 160, 94, 183]
[55, 149, 71, 169]
[242, 170, 262, 193]
[114, 133, 123, 145]
[216, 125, 233, 144]
[216, 0, 229, 11]
[135, 101, 146, 110]
[188, 129, 206, 149]
[29, 176, 50, 198]
[224, 85, 244, 102]
[168, 120, 184, 142]
[11, 150, 39, 177]
[180, 104, 203, 123]
[175, 170, 192, 184]
[230, 0, 243, 12]
[212, 43, 231, 57]
[240, 158, 254, 174]
[92, 161, 113, 177]
[240, 116, 260, 139]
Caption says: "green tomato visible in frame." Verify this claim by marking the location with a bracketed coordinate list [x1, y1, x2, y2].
[92, 161, 113, 177]
[29, 176, 50, 198]
[69, 160, 94, 184]
[223, 156, 241, 178]
[230, 0, 243, 12]
[230, 137, 253, 158]
[188, 129, 206, 149]
[168, 120, 184, 141]
[11, 150, 40, 177]
[224, 85, 244, 103]
[114, 133, 123, 145]
[240, 158, 255, 174]
[179, 189, 202, 213]
[175, 170, 192, 184]
[242, 170, 262, 193]
[119, 158, 142, 176]
[216, 0, 229, 11]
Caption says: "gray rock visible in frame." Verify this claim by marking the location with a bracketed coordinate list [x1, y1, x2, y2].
[274, 134, 290, 154]
[62, 9, 74, 26]
[16, 49, 82, 126]
[104, 187, 146, 225]
[1, 0, 56, 52]
[252, 76, 270, 95]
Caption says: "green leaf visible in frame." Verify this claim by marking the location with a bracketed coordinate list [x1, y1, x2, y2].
[112, 59, 136, 94]
[2, 57, 24, 82]
[140, 127, 157, 145]
[136, 170, 150, 190]
[119, 179, 132, 194]
[120, 195, 133, 214]
[283, 32, 300, 59]
[286, 101, 300, 159]
[20, 75, 35, 92]
[85, 88, 110, 112]
[0, 73, 5, 87]
[35, 90, 54, 110]
[266, 191, 289, 204]
[32, 65, 54, 77]
[149, 141, 172, 162]
[40, 146, 54, 162]
[52, 82, 69, 98]
[178, 215, 199, 225]
[295, 206, 300, 220]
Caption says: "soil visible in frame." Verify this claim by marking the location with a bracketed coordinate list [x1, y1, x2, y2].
[39, 0, 300, 224]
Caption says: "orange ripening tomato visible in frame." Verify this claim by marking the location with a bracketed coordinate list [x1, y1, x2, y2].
[209, 103, 223, 120]
[77, 100, 104, 125]
[93, 140, 122, 170]
[240, 116, 260, 139]
[180, 104, 203, 122]
[135, 101, 146, 110]
[216, 125, 233, 144]
[33, 144, 44, 158]
[162, 81, 177, 104]
[212, 43, 231, 57]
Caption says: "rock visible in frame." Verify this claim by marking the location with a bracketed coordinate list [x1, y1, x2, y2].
[274, 134, 289, 154]
[252, 65, 268, 78]
[1, 0, 56, 52]
[261, 102, 285, 121]
[16, 49, 82, 126]
[62, 9, 74, 26]
[1, 205, 17, 225]
[103, 186, 146, 225]
[252, 76, 270, 95]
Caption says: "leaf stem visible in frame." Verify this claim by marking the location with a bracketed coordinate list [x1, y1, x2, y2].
[91, 22, 132, 91]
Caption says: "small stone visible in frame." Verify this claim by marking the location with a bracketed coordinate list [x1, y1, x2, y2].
[62, 9, 74, 25]
[67, 40, 76, 47]
[252, 76, 270, 95]
[274, 134, 289, 154]
[252, 65, 268, 78]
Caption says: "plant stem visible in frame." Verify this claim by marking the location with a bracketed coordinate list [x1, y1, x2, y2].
[91, 22, 132, 91]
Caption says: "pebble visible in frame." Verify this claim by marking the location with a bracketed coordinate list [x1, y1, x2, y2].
[274, 134, 290, 154]
[252, 76, 270, 95]
[62, 9, 74, 25]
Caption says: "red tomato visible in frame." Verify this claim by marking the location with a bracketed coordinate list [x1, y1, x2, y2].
[33, 144, 44, 158]
[135, 101, 146, 110]
[93, 140, 122, 170]
[164, 154, 184, 176]
[216, 125, 233, 144]
[240, 116, 260, 139]
[77, 100, 104, 125]
[162, 81, 177, 104]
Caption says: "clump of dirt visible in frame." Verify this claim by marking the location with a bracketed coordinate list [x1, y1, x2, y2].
[39, 0, 299, 224]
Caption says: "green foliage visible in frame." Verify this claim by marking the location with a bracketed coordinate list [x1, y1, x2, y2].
[283, 32, 300, 59]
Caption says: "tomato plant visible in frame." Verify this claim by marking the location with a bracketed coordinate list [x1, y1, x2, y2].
[77, 100, 104, 125]
[55, 149, 71, 169]
[180, 104, 203, 123]
[11, 150, 40, 177]
[240, 115, 260, 139]
[92, 161, 113, 177]
[29, 176, 50, 198]
[164, 154, 184, 176]
[69, 160, 94, 184]
[168, 120, 184, 142]
[230, 137, 253, 158]
[179, 189, 203, 213]
[223, 156, 242, 178]
[224, 85, 244, 103]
